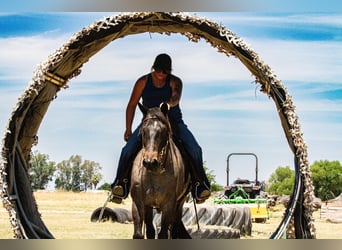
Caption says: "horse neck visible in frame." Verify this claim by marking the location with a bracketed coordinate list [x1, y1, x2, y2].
[159, 135, 172, 169]
[165, 137, 182, 167]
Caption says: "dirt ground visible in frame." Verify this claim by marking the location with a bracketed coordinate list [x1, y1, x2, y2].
[0, 190, 341, 239]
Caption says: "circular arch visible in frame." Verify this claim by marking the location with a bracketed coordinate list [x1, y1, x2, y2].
[0, 12, 315, 239]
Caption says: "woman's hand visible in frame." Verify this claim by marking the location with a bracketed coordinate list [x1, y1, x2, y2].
[124, 129, 132, 141]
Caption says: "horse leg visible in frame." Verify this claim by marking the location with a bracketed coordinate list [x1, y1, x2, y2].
[158, 202, 176, 239]
[132, 201, 144, 239]
[171, 200, 191, 239]
[158, 214, 171, 239]
[145, 206, 156, 239]
[172, 208, 191, 238]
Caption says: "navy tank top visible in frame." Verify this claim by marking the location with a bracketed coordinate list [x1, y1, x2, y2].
[142, 73, 182, 123]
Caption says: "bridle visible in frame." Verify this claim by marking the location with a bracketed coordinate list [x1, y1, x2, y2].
[141, 112, 172, 170]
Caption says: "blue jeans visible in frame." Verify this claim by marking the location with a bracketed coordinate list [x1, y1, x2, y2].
[112, 121, 210, 189]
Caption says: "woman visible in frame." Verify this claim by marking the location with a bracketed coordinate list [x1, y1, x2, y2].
[111, 53, 210, 204]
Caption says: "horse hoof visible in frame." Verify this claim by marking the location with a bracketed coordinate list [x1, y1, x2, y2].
[133, 234, 144, 239]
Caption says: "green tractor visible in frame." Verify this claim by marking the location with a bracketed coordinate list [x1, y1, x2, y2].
[223, 153, 262, 199]
[214, 153, 269, 223]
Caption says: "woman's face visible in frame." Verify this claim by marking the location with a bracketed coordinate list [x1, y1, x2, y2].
[153, 69, 169, 81]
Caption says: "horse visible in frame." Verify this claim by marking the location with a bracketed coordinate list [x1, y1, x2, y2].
[130, 102, 191, 239]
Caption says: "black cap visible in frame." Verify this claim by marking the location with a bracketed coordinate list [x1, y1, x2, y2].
[152, 53, 172, 72]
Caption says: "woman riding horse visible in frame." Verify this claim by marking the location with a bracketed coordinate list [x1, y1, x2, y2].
[110, 53, 211, 204]
[130, 103, 191, 238]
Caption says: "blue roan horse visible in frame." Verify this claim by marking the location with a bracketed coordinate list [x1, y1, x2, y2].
[130, 103, 191, 239]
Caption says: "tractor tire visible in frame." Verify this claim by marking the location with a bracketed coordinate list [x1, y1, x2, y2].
[90, 207, 116, 222]
[90, 207, 132, 223]
[187, 227, 240, 239]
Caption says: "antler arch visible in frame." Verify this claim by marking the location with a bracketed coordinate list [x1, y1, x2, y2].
[0, 12, 315, 239]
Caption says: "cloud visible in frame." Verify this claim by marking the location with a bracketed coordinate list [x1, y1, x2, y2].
[1, 13, 341, 86]
[250, 39, 342, 84]
[1, 13, 341, 186]
[205, 13, 342, 40]
[0, 35, 70, 81]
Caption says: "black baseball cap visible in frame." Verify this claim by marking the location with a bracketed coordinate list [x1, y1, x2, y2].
[152, 53, 172, 72]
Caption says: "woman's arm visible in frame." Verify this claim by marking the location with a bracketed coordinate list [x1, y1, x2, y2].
[124, 75, 147, 141]
[167, 75, 183, 108]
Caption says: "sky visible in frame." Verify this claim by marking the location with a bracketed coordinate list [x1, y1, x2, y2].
[0, 12, 341, 187]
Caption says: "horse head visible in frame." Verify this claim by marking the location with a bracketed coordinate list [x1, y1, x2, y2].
[138, 102, 171, 171]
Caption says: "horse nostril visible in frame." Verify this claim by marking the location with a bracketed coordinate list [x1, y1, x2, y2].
[143, 158, 158, 169]
[151, 158, 158, 166]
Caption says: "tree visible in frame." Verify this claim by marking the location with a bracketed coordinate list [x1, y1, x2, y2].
[80, 160, 103, 190]
[310, 160, 342, 201]
[54, 155, 103, 191]
[267, 166, 294, 195]
[203, 161, 223, 192]
[98, 182, 111, 191]
[29, 151, 56, 190]
[91, 173, 102, 190]
[55, 159, 71, 190]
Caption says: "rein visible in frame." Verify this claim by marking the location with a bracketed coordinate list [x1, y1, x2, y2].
[158, 139, 169, 170]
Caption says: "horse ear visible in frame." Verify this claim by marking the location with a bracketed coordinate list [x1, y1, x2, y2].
[138, 102, 147, 115]
[160, 102, 169, 116]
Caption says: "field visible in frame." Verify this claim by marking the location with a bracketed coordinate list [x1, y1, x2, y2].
[1, 191, 341, 239]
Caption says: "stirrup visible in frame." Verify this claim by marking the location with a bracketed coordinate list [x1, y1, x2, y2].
[111, 179, 128, 200]
[110, 186, 125, 204]
[194, 182, 211, 203]
[109, 194, 122, 204]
